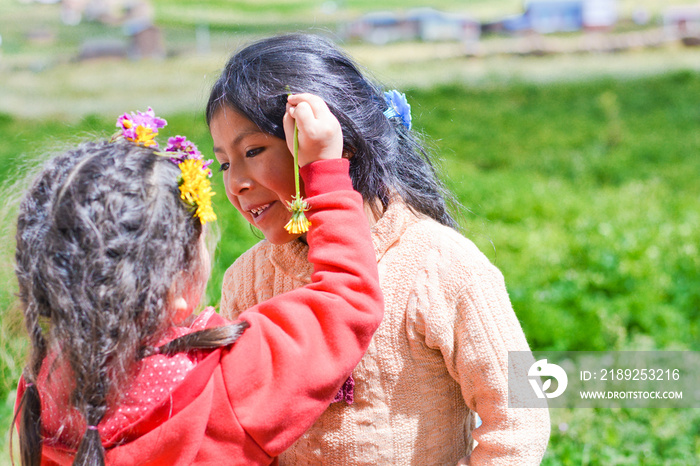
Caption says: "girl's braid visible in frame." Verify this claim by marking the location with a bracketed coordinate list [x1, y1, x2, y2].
[15, 149, 90, 466]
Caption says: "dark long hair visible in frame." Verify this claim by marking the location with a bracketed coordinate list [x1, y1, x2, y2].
[206, 33, 457, 227]
[14, 141, 247, 465]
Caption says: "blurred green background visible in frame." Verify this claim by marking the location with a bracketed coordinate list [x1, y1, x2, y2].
[1, 0, 699, 464]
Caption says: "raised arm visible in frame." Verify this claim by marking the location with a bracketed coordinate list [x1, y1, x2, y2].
[218, 95, 382, 458]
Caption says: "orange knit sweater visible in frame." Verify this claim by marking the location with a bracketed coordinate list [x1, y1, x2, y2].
[221, 200, 550, 465]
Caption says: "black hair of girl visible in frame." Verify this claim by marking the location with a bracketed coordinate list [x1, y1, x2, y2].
[14, 141, 247, 466]
[206, 33, 458, 228]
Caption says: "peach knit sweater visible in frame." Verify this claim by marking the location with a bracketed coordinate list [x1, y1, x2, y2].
[220, 200, 550, 465]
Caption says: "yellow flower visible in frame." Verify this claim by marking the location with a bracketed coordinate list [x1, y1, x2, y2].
[284, 195, 311, 234]
[178, 158, 217, 224]
[194, 184, 217, 224]
[285, 213, 311, 235]
[134, 126, 157, 147]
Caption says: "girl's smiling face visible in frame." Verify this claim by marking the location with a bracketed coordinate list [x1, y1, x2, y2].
[210, 106, 302, 245]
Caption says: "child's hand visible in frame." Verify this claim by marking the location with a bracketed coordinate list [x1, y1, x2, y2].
[284, 93, 343, 167]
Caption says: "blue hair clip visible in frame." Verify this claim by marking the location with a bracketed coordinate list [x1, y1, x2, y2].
[383, 90, 412, 130]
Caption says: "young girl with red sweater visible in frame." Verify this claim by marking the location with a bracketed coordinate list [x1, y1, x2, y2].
[14, 97, 382, 465]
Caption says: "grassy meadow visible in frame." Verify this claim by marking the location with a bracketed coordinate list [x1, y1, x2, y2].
[2, 69, 699, 465]
[2, 0, 700, 464]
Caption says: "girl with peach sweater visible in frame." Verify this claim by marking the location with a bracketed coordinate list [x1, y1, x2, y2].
[208, 33, 550, 465]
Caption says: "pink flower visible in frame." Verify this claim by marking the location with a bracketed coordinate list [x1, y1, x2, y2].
[165, 136, 213, 177]
[165, 135, 202, 158]
[116, 107, 167, 147]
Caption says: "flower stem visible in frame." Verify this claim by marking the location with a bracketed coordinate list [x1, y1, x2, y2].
[283, 89, 311, 235]
[293, 120, 300, 196]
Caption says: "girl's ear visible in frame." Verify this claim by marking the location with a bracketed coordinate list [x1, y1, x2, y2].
[172, 297, 190, 324]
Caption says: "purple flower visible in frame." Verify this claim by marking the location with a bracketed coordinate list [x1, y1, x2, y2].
[117, 107, 167, 131]
[165, 135, 214, 177]
[116, 107, 167, 147]
[165, 135, 202, 157]
[383, 90, 412, 130]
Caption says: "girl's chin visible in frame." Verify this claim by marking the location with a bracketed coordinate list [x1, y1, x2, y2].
[257, 221, 303, 245]
[263, 231, 303, 245]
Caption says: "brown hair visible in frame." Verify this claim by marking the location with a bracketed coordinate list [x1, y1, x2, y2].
[14, 141, 247, 465]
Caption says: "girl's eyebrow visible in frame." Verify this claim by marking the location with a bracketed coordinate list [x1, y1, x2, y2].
[213, 129, 260, 154]
[233, 129, 260, 146]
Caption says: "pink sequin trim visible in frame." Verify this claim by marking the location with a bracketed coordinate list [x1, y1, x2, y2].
[331, 375, 355, 404]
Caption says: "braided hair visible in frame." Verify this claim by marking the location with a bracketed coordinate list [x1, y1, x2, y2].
[206, 33, 457, 228]
[14, 141, 247, 465]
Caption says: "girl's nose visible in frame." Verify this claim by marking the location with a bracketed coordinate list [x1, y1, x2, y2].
[227, 169, 253, 196]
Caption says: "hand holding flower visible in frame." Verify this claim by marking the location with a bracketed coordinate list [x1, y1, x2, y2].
[281, 93, 343, 235]
[283, 93, 343, 166]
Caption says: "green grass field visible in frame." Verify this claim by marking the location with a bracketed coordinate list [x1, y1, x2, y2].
[2, 70, 698, 465]
[1, 0, 700, 463]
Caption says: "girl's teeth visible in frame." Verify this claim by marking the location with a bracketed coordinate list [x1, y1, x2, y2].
[251, 204, 269, 216]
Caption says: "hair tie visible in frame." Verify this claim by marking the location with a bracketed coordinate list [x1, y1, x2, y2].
[383, 90, 412, 130]
[87, 425, 98, 431]
[24, 382, 34, 388]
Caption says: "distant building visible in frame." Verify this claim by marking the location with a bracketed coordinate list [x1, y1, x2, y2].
[583, 0, 618, 30]
[528, 0, 584, 33]
[65, 0, 164, 61]
[346, 8, 480, 44]
[663, 5, 700, 39]
[61, 0, 154, 26]
[408, 8, 480, 43]
[346, 11, 412, 44]
[488, 0, 617, 34]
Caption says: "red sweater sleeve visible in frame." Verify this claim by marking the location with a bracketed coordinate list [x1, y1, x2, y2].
[220, 158, 383, 457]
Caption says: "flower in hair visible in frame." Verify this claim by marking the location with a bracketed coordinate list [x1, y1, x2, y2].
[383, 90, 412, 130]
[165, 137, 216, 224]
[165, 135, 213, 176]
[115, 107, 167, 147]
[114, 108, 216, 225]
[178, 158, 217, 224]
[166, 135, 202, 158]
